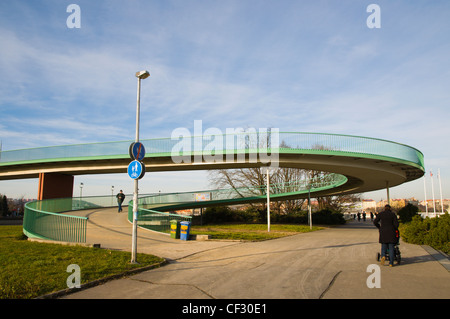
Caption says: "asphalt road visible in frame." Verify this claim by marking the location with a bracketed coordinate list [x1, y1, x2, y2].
[62, 208, 450, 299]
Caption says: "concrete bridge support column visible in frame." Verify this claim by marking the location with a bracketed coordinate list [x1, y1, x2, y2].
[38, 172, 74, 200]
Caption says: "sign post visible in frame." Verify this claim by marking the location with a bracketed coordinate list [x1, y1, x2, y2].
[130, 70, 150, 264]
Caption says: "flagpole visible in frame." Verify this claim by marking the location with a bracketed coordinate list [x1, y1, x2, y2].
[423, 174, 428, 217]
[431, 170, 436, 217]
[266, 167, 270, 232]
[438, 169, 443, 215]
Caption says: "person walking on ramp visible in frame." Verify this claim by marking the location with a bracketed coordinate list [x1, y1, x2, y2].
[116, 190, 125, 213]
[373, 204, 399, 267]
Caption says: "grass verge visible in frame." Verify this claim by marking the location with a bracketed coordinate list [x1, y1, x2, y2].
[190, 223, 323, 241]
[0, 225, 164, 299]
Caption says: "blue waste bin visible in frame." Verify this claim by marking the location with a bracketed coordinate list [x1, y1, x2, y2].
[180, 221, 191, 241]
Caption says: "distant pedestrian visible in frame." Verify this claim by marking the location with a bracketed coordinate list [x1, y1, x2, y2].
[116, 190, 125, 212]
[362, 211, 366, 222]
[357, 212, 361, 222]
[373, 205, 399, 267]
[370, 212, 374, 221]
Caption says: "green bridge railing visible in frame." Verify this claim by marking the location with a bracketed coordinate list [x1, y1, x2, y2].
[127, 207, 192, 234]
[13, 131, 424, 242]
[0, 132, 425, 171]
[128, 173, 347, 233]
[23, 195, 133, 243]
[24, 199, 89, 243]
[23, 173, 347, 242]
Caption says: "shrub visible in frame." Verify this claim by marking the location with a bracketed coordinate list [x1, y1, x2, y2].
[199, 206, 346, 225]
[238, 206, 266, 223]
[272, 209, 345, 225]
[271, 211, 308, 224]
[312, 209, 346, 225]
[398, 203, 419, 223]
[401, 213, 450, 254]
[401, 215, 429, 244]
[201, 206, 235, 224]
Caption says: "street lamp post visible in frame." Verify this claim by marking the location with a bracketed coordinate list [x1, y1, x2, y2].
[308, 185, 312, 230]
[131, 70, 150, 264]
[111, 185, 114, 206]
[79, 182, 84, 209]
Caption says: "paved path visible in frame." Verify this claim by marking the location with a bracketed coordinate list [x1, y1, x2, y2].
[63, 208, 450, 299]
[69, 207, 240, 261]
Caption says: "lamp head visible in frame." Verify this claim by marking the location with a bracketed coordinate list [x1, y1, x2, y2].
[135, 70, 150, 79]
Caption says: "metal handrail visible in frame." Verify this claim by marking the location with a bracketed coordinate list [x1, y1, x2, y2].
[16, 131, 424, 240]
[24, 200, 89, 243]
[0, 132, 424, 170]
[127, 173, 347, 233]
[22, 194, 137, 242]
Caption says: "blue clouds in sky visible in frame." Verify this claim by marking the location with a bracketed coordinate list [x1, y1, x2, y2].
[0, 0, 449, 199]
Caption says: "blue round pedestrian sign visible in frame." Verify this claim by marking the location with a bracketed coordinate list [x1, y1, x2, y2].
[129, 142, 146, 161]
[127, 160, 145, 180]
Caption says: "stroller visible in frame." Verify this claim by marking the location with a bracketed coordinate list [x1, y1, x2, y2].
[376, 230, 401, 265]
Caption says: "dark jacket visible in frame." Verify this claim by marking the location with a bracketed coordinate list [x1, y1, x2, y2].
[116, 192, 125, 203]
[373, 209, 399, 244]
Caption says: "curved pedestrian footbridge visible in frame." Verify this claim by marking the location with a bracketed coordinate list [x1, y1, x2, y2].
[0, 131, 424, 243]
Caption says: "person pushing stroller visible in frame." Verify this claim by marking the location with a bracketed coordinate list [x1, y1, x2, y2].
[373, 205, 399, 267]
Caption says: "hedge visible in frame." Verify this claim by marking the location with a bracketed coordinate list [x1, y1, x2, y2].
[197, 206, 345, 225]
[397, 203, 419, 223]
[400, 213, 450, 254]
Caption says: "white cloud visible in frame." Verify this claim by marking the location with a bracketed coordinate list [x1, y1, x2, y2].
[1, 1, 450, 200]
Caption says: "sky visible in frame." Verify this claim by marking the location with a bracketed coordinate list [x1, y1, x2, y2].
[0, 0, 449, 202]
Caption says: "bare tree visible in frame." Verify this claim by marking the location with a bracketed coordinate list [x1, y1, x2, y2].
[208, 168, 268, 198]
[208, 138, 358, 214]
[269, 167, 308, 214]
[208, 166, 312, 214]
[317, 193, 362, 211]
